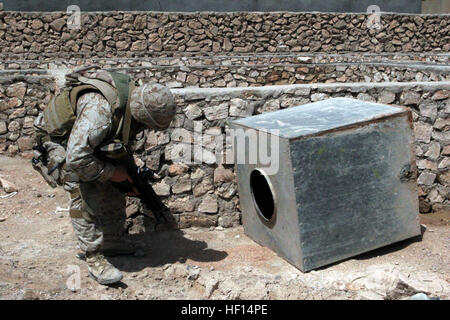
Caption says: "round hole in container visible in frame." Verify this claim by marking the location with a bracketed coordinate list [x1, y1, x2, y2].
[249, 169, 276, 222]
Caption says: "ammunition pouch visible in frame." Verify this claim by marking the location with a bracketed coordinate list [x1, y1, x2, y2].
[43, 88, 75, 138]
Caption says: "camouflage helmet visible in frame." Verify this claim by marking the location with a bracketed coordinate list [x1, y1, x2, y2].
[129, 83, 176, 131]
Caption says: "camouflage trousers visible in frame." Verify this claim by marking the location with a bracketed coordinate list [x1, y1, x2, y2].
[66, 180, 126, 253]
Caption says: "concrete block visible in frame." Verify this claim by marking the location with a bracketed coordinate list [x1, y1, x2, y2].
[230, 98, 421, 271]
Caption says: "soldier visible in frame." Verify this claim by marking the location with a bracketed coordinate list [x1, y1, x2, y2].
[33, 67, 176, 285]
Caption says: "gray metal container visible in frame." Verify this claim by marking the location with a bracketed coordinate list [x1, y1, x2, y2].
[230, 98, 421, 272]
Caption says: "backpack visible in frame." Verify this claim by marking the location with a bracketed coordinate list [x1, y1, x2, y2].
[32, 68, 135, 187]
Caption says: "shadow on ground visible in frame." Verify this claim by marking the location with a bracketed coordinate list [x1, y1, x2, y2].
[110, 227, 228, 273]
[314, 225, 426, 271]
[354, 226, 425, 261]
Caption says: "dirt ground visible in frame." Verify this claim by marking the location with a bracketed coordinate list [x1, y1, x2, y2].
[0, 155, 449, 300]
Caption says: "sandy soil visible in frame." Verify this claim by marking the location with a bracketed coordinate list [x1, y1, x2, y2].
[0, 155, 449, 300]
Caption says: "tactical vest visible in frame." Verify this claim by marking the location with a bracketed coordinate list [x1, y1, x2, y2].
[40, 71, 135, 147]
[32, 69, 136, 188]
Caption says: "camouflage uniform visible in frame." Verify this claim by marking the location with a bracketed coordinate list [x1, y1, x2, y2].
[65, 91, 131, 253]
[35, 68, 176, 284]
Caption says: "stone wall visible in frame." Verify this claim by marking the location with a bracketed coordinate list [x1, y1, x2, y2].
[1, 12, 449, 60]
[1, 78, 449, 228]
[0, 10, 448, 227]
[3, 53, 450, 88]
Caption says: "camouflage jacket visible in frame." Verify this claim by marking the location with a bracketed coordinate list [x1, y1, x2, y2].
[65, 92, 116, 183]
[65, 90, 145, 183]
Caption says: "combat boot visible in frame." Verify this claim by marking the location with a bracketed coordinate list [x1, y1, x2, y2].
[86, 251, 123, 285]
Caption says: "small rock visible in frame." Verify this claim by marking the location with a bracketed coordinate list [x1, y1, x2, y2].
[386, 276, 428, 300]
[22, 289, 39, 300]
[297, 56, 312, 63]
[414, 122, 433, 143]
[183, 104, 203, 120]
[30, 19, 44, 30]
[431, 90, 449, 101]
[311, 93, 329, 102]
[438, 157, 449, 170]
[434, 118, 450, 130]
[172, 174, 192, 194]
[229, 98, 254, 117]
[400, 91, 421, 105]
[213, 165, 234, 184]
[187, 265, 200, 280]
[153, 179, 171, 197]
[260, 100, 280, 113]
[419, 103, 437, 120]
[421, 176, 438, 197]
[168, 163, 189, 176]
[424, 143, 440, 160]
[417, 159, 437, 170]
[204, 103, 229, 121]
[409, 293, 431, 300]
[193, 178, 214, 197]
[357, 93, 375, 102]
[168, 196, 195, 213]
[204, 278, 219, 298]
[428, 189, 444, 203]
[199, 195, 218, 213]
[125, 204, 140, 218]
[0, 121, 7, 135]
[49, 18, 66, 32]
[378, 91, 396, 104]
[6, 83, 27, 99]
[0, 177, 18, 193]
[218, 215, 236, 228]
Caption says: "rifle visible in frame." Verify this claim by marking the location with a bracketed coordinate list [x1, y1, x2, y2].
[31, 145, 59, 188]
[99, 142, 170, 229]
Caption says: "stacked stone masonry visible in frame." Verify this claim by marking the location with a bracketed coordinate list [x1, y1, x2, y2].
[2, 53, 450, 88]
[1, 12, 449, 57]
[1, 78, 449, 227]
[1, 12, 449, 88]
[0, 11, 449, 227]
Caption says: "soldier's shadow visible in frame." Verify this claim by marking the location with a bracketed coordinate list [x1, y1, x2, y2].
[109, 216, 228, 273]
